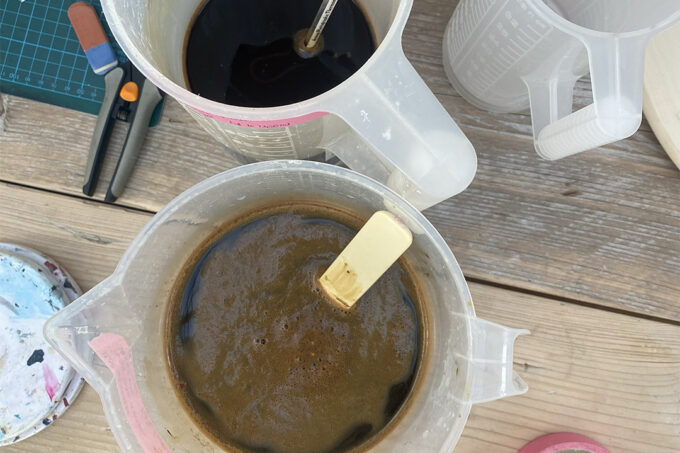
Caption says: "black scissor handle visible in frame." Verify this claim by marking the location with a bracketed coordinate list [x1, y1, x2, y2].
[82, 66, 125, 196]
[105, 78, 163, 202]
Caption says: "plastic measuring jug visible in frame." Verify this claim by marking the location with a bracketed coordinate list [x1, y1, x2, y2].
[443, 0, 680, 160]
[44, 161, 527, 453]
[100, 0, 477, 210]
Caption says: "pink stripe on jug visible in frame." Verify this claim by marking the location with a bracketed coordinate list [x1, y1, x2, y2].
[191, 106, 328, 129]
[89, 333, 171, 453]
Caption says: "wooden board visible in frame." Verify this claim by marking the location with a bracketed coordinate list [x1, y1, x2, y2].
[460, 283, 680, 453]
[0, 182, 146, 452]
[644, 21, 680, 169]
[0, 3, 679, 314]
[0, 182, 149, 290]
[1, 181, 679, 453]
[1, 91, 678, 320]
[433, 129, 680, 319]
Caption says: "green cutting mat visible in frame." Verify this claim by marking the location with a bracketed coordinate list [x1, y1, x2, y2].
[0, 0, 128, 115]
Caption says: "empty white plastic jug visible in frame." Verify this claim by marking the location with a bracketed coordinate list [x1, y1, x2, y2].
[443, 0, 680, 159]
[100, 0, 477, 210]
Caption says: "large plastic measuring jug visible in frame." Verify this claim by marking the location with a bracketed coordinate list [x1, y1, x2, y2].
[100, 0, 477, 210]
[44, 161, 527, 453]
[443, 0, 680, 159]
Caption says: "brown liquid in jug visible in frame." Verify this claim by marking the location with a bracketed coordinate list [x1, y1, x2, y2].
[166, 203, 425, 453]
[184, 0, 376, 107]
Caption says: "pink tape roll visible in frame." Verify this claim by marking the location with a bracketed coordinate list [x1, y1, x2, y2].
[519, 433, 610, 453]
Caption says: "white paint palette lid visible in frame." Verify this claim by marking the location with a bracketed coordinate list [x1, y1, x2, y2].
[0, 243, 85, 446]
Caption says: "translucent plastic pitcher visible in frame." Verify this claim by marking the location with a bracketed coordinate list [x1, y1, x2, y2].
[44, 161, 527, 453]
[443, 0, 680, 159]
[100, 0, 477, 210]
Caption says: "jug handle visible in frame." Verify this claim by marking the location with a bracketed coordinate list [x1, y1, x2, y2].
[323, 42, 476, 210]
[529, 35, 649, 160]
[466, 317, 529, 404]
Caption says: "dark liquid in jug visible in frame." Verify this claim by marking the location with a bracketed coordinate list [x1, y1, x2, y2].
[184, 0, 376, 107]
[166, 203, 424, 453]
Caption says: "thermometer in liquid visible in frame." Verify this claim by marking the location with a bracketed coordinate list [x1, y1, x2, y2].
[294, 0, 339, 58]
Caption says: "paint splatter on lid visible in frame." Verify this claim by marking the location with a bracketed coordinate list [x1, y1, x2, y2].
[0, 243, 84, 446]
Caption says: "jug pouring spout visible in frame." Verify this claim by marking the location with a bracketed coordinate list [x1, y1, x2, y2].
[44, 278, 133, 390]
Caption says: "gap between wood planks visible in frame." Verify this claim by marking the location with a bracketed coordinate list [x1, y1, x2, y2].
[1, 92, 676, 319]
[3, 177, 677, 329]
[465, 277, 680, 328]
[0, 177, 156, 216]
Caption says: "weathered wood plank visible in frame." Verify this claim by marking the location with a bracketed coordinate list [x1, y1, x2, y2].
[0, 182, 149, 290]
[459, 283, 680, 453]
[1, 92, 677, 319]
[428, 129, 680, 319]
[0, 95, 238, 209]
[0, 0, 678, 319]
[1, 182, 678, 453]
[0, 182, 148, 452]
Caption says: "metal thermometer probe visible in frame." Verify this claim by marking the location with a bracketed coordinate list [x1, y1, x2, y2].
[294, 0, 339, 58]
[306, 0, 338, 48]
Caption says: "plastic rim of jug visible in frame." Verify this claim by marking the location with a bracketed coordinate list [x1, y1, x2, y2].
[101, 1, 404, 122]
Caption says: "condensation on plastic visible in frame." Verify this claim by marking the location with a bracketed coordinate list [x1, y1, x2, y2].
[443, 0, 680, 159]
[99, 0, 477, 210]
[44, 161, 527, 453]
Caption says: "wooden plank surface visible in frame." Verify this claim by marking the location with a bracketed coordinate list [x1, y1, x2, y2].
[1, 181, 679, 453]
[434, 130, 680, 319]
[1, 0, 678, 320]
[2, 1, 679, 452]
[461, 284, 680, 453]
[0, 95, 677, 320]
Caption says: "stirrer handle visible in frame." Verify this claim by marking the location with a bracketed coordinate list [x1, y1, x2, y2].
[319, 211, 413, 309]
